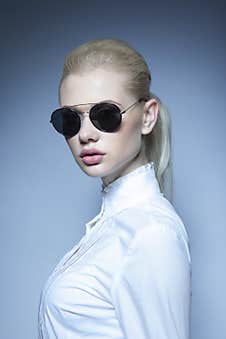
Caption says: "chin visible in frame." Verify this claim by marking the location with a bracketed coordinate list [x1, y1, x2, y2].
[78, 162, 107, 177]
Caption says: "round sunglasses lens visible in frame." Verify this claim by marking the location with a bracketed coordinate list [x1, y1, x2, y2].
[51, 108, 80, 137]
[90, 103, 121, 132]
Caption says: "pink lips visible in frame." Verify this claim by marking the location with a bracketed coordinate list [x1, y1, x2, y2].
[80, 148, 106, 165]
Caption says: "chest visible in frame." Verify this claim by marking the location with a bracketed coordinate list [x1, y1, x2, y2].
[43, 229, 128, 316]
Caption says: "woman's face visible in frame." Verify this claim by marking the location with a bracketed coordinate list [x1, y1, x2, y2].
[59, 68, 158, 186]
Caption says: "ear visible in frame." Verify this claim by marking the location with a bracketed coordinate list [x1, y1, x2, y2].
[141, 98, 159, 135]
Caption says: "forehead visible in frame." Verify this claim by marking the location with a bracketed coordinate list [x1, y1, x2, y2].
[59, 68, 131, 107]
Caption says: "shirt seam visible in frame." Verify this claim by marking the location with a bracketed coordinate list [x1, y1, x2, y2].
[100, 197, 162, 223]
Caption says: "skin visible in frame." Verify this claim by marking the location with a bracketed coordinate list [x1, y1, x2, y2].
[59, 68, 159, 187]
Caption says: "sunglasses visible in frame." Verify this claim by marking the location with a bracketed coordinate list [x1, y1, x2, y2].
[50, 98, 147, 138]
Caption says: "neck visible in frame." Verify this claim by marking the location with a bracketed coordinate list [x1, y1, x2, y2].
[101, 146, 148, 188]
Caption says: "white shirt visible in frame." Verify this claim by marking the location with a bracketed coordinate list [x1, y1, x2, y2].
[38, 161, 192, 338]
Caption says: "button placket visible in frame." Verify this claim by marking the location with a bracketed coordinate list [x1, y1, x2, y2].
[39, 213, 112, 329]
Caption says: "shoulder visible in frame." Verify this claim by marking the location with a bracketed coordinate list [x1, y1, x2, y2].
[111, 221, 192, 293]
[110, 219, 192, 306]
[127, 221, 191, 266]
[110, 199, 191, 264]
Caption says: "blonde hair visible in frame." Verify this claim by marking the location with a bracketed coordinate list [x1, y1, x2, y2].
[58, 38, 173, 203]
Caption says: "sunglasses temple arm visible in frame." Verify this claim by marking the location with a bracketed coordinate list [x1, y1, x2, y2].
[121, 98, 146, 115]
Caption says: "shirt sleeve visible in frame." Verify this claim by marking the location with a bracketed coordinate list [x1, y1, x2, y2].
[110, 223, 192, 339]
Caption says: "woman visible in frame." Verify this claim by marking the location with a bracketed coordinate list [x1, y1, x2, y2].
[38, 38, 192, 338]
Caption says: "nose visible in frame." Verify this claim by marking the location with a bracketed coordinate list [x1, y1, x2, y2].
[78, 111, 99, 142]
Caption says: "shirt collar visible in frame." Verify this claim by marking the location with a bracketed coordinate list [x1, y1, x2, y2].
[101, 161, 162, 216]
[85, 161, 162, 235]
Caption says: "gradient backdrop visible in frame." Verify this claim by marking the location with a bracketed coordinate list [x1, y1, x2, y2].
[1, 1, 225, 338]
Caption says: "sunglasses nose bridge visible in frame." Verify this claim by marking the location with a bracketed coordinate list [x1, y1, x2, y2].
[78, 110, 99, 136]
[78, 110, 91, 125]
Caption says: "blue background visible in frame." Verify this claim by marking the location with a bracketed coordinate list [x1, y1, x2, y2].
[1, 1, 225, 338]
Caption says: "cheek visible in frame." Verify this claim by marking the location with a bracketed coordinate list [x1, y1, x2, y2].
[65, 137, 80, 155]
[110, 116, 142, 152]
